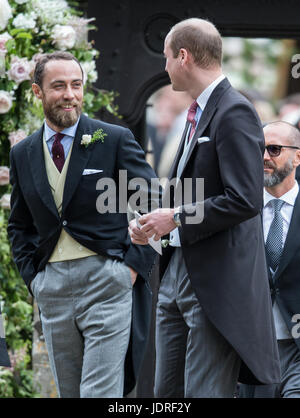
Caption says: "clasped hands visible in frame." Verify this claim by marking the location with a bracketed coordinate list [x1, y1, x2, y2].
[128, 208, 177, 245]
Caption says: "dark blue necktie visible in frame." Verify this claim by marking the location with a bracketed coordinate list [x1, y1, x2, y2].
[265, 199, 285, 273]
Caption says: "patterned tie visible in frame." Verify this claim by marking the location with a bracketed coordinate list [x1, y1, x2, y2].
[187, 100, 199, 141]
[52, 133, 65, 172]
[265, 199, 285, 273]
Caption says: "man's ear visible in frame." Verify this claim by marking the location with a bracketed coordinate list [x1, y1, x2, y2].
[32, 83, 43, 100]
[294, 149, 300, 168]
[179, 48, 188, 66]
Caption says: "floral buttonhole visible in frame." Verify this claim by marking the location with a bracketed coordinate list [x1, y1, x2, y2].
[81, 129, 107, 147]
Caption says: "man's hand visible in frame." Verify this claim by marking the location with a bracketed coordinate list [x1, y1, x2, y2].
[128, 219, 149, 245]
[139, 208, 176, 241]
[128, 266, 138, 286]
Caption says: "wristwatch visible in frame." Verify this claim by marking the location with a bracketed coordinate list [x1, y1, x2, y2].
[173, 207, 182, 227]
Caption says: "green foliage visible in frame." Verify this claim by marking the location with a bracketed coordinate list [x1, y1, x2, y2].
[0, 208, 38, 397]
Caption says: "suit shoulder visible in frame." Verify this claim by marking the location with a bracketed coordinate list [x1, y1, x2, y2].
[82, 115, 131, 136]
[217, 87, 261, 122]
[221, 85, 253, 107]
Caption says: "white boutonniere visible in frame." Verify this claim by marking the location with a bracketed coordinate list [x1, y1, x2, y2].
[81, 128, 107, 148]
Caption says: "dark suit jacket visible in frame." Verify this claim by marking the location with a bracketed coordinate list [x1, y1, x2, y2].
[269, 189, 300, 349]
[160, 78, 281, 385]
[0, 306, 10, 367]
[7, 113, 160, 395]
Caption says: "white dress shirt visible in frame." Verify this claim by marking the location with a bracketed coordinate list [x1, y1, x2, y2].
[263, 181, 299, 339]
[170, 74, 225, 247]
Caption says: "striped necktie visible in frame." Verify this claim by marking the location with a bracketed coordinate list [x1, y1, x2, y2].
[187, 101, 199, 142]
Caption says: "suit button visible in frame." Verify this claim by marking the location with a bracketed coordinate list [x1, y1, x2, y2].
[62, 220, 67, 226]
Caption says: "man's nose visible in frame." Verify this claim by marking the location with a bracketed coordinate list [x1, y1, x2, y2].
[63, 85, 75, 100]
[264, 147, 271, 160]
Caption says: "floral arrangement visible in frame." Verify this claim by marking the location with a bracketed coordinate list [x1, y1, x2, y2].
[0, 0, 118, 187]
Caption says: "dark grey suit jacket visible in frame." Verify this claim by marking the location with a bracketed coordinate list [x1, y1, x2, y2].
[268, 189, 300, 348]
[160, 78, 281, 385]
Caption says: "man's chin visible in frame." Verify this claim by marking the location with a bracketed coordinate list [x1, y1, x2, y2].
[49, 110, 81, 129]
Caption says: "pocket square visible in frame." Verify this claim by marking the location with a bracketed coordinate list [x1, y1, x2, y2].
[82, 169, 103, 175]
[197, 136, 211, 144]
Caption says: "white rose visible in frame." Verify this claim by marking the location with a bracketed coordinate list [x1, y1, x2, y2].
[15, 0, 29, 3]
[8, 129, 27, 147]
[81, 135, 92, 146]
[81, 61, 98, 84]
[52, 25, 76, 50]
[13, 12, 36, 30]
[0, 90, 13, 114]
[0, 0, 12, 31]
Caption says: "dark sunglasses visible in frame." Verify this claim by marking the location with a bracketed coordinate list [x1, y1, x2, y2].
[265, 144, 300, 157]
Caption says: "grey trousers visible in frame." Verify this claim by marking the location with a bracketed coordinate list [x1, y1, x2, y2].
[154, 248, 241, 398]
[239, 338, 300, 398]
[31, 255, 132, 398]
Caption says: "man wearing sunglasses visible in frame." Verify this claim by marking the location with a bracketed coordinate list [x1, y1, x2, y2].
[240, 120, 300, 397]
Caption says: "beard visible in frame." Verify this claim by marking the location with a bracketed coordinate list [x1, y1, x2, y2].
[42, 97, 82, 129]
[264, 159, 294, 187]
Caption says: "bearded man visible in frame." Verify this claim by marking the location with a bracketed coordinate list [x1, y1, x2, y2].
[240, 121, 300, 397]
[7, 52, 159, 398]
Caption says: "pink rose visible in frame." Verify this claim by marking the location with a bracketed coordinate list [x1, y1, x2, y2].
[8, 129, 27, 147]
[0, 166, 9, 186]
[7, 56, 34, 85]
[0, 193, 11, 210]
[0, 90, 13, 114]
[0, 32, 12, 53]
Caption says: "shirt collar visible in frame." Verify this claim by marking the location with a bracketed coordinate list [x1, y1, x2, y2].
[264, 181, 299, 208]
[44, 117, 80, 142]
[196, 74, 225, 112]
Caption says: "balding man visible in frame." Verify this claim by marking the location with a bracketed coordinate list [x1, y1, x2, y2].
[240, 121, 300, 398]
[129, 18, 280, 397]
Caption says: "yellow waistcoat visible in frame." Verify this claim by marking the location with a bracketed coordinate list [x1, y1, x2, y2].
[43, 137, 97, 262]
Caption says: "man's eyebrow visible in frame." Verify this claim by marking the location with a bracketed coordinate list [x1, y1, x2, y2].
[50, 79, 83, 84]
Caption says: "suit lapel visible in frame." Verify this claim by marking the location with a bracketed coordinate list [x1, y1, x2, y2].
[168, 121, 189, 180]
[178, 77, 231, 178]
[27, 127, 59, 218]
[162, 121, 189, 208]
[61, 114, 94, 213]
[274, 190, 300, 281]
